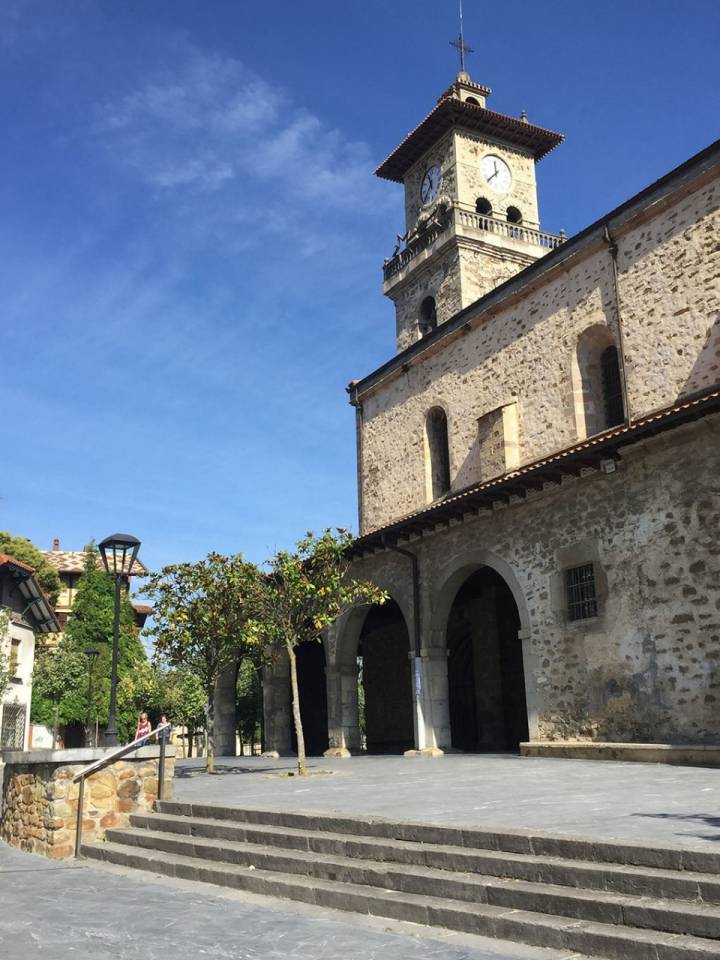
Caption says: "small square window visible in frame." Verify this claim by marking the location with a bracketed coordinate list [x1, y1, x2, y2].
[566, 564, 597, 621]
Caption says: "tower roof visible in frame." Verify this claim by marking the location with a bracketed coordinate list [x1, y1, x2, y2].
[375, 85, 564, 183]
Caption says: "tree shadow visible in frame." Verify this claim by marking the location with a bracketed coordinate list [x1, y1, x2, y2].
[632, 811, 720, 842]
[174, 763, 292, 779]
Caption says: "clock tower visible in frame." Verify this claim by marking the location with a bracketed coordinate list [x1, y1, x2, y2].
[377, 71, 565, 352]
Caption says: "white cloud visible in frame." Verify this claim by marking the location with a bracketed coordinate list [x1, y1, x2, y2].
[95, 46, 384, 213]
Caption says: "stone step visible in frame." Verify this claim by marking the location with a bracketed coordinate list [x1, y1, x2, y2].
[132, 810, 720, 905]
[156, 800, 720, 874]
[82, 840, 720, 960]
[107, 825, 720, 941]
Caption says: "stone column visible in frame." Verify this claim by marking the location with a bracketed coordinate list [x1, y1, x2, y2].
[325, 666, 360, 757]
[405, 653, 444, 758]
[261, 656, 292, 756]
[213, 661, 238, 757]
[423, 647, 451, 750]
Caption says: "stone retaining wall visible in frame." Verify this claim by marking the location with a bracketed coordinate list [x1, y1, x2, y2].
[1, 746, 175, 859]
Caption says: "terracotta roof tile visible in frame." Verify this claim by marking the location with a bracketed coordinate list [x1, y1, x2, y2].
[42, 550, 148, 576]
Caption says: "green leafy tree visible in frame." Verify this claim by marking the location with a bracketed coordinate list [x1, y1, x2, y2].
[0, 609, 12, 703]
[31, 544, 147, 743]
[257, 530, 387, 776]
[0, 532, 61, 606]
[160, 667, 206, 757]
[145, 553, 263, 772]
[30, 637, 87, 744]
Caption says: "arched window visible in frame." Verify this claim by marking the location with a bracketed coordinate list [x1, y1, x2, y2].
[506, 206, 522, 224]
[419, 296, 437, 336]
[465, 96, 480, 105]
[601, 345, 624, 428]
[425, 406, 451, 501]
[572, 326, 625, 438]
[475, 197, 492, 216]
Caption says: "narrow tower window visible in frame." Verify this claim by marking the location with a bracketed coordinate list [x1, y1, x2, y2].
[419, 296, 437, 336]
[506, 206, 522, 224]
[425, 407, 451, 501]
[601, 345, 624, 428]
[475, 197, 492, 216]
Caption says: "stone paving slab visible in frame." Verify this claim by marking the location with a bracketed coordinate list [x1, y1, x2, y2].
[173, 753, 720, 850]
[0, 843, 577, 960]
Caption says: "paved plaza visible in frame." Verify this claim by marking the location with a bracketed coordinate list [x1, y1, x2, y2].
[174, 753, 720, 850]
[3, 753, 719, 959]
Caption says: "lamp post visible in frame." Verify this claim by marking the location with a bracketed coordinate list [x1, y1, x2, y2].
[98, 533, 141, 747]
[84, 648, 99, 747]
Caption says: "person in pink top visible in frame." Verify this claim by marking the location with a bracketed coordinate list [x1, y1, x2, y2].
[134, 711, 151, 746]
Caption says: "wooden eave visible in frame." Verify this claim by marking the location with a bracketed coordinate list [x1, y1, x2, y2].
[348, 388, 720, 558]
[375, 98, 564, 183]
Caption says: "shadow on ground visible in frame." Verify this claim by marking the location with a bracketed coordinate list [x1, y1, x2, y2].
[632, 812, 720, 842]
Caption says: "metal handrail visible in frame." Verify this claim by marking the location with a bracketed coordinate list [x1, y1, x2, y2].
[73, 722, 171, 857]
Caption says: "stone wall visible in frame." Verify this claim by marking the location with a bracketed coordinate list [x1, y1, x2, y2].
[1, 746, 175, 859]
[333, 417, 720, 750]
[360, 161, 719, 533]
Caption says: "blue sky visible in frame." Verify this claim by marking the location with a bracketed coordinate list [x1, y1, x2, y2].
[2, 0, 719, 575]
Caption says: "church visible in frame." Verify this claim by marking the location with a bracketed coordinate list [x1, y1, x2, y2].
[218, 67, 720, 763]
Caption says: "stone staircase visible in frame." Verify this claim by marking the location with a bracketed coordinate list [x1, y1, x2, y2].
[83, 800, 720, 959]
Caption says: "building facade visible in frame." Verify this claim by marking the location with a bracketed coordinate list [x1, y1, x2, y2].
[214, 72, 720, 761]
[0, 555, 59, 751]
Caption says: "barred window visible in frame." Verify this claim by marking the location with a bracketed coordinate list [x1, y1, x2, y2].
[1, 703, 26, 750]
[566, 564, 598, 621]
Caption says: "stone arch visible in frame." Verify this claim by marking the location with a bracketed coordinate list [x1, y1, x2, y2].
[424, 404, 451, 502]
[430, 548, 531, 640]
[571, 323, 624, 438]
[329, 587, 414, 755]
[427, 547, 538, 746]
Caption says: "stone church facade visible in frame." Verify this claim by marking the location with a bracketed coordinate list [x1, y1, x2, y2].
[217, 72, 720, 761]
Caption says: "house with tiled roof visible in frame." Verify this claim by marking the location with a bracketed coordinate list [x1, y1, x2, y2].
[0, 554, 59, 750]
[42, 539, 150, 634]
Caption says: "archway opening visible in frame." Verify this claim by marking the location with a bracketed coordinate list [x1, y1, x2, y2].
[357, 600, 413, 754]
[475, 196, 492, 216]
[446, 566, 528, 752]
[290, 640, 329, 756]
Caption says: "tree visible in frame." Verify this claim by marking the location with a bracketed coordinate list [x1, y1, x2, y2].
[0, 609, 11, 704]
[30, 636, 87, 745]
[145, 553, 263, 772]
[31, 545, 147, 743]
[160, 667, 206, 757]
[0, 532, 61, 607]
[257, 529, 386, 776]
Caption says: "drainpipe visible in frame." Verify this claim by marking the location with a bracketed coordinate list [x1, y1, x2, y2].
[382, 537, 429, 752]
[603, 224, 632, 425]
[347, 381, 364, 534]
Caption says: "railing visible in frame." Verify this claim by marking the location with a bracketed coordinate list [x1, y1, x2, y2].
[383, 213, 452, 281]
[383, 204, 565, 282]
[72, 722, 171, 858]
[456, 209, 565, 249]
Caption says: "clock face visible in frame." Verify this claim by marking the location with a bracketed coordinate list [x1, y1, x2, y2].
[481, 154, 512, 194]
[420, 165, 442, 206]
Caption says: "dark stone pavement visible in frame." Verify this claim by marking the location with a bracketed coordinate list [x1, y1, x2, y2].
[0, 843, 575, 959]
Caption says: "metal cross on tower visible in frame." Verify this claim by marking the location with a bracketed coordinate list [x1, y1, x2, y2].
[450, 0, 473, 72]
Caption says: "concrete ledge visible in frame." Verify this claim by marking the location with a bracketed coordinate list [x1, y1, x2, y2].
[1, 746, 175, 765]
[520, 740, 720, 767]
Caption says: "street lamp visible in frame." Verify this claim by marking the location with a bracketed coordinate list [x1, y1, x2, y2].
[84, 648, 100, 747]
[98, 533, 141, 747]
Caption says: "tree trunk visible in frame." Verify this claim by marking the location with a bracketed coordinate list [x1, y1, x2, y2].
[206, 688, 215, 773]
[53, 704, 59, 750]
[288, 643, 306, 776]
[187, 726, 194, 758]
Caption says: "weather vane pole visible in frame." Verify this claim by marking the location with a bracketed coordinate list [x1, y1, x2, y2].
[450, 0, 473, 73]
